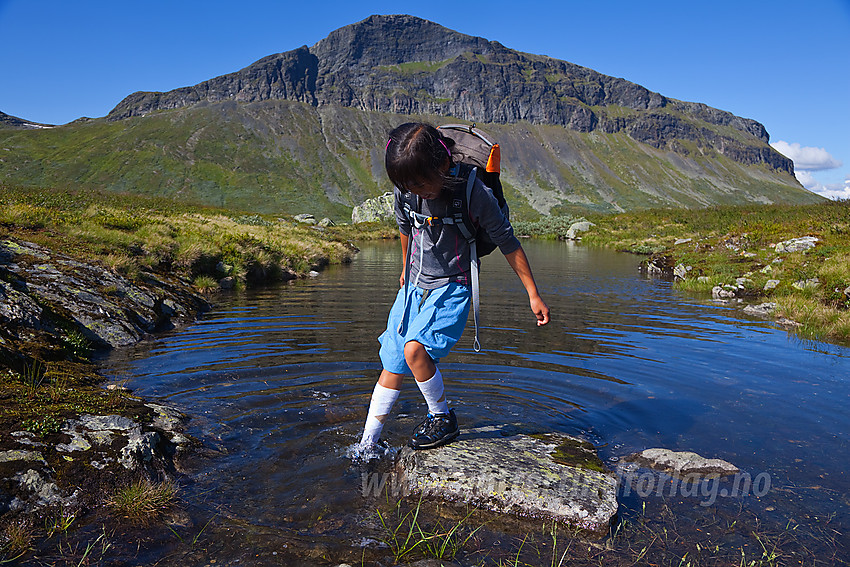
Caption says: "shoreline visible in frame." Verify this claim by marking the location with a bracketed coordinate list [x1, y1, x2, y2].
[3, 190, 848, 562]
[0, 197, 356, 562]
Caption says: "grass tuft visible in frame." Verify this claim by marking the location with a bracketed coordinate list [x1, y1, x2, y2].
[108, 478, 177, 524]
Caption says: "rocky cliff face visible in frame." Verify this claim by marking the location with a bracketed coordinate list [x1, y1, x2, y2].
[107, 15, 792, 174]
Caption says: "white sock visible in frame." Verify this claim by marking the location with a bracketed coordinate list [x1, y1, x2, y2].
[360, 382, 400, 447]
[415, 368, 449, 415]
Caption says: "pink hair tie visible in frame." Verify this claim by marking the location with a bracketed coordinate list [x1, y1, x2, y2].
[438, 139, 451, 158]
[386, 138, 392, 151]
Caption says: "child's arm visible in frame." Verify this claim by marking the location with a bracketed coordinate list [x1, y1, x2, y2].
[399, 231, 409, 287]
[504, 246, 550, 326]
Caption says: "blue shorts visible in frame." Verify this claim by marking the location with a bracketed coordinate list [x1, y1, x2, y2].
[378, 283, 471, 374]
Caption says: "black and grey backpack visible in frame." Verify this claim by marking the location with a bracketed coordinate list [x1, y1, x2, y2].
[400, 124, 508, 351]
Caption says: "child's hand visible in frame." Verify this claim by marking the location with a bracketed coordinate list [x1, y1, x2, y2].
[531, 296, 550, 326]
[399, 270, 405, 288]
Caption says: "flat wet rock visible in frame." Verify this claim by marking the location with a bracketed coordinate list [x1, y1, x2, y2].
[624, 448, 739, 478]
[395, 426, 618, 534]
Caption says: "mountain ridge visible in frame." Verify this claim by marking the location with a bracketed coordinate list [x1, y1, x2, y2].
[0, 15, 822, 218]
[105, 15, 790, 174]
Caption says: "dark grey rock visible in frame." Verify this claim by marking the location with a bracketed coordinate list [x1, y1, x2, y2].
[0, 238, 208, 349]
[145, 403, 187, 432]
[119, 429, 161, 469]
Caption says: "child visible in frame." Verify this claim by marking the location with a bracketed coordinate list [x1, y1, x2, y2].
[358, 122, 550, 453]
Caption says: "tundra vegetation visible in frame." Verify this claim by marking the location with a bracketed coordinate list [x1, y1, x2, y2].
[514, 201, 850, 344]
[1, 184, 847, 564]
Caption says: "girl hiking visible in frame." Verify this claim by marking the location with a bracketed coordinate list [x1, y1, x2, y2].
[358, 122, 550, 454]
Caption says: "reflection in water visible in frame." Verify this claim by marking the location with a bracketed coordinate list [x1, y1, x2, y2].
[103, 240, 850, 563]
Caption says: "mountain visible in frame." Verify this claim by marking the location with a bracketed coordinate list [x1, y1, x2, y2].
[0, 15, 822, 219]
[0, 111, 54, 130]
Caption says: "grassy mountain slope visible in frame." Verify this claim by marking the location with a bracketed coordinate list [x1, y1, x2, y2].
[0, 98, 820, 221]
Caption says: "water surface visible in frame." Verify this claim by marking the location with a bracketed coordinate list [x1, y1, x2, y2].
[103, 240, 850, 564]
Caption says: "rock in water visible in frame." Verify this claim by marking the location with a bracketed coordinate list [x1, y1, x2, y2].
[625, 448, 739, 477]
[395, 426, 618, 534]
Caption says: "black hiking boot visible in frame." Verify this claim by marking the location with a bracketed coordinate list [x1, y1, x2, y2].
[409, 409, 459, 450]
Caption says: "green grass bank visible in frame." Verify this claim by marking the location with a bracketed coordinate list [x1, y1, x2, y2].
[516, 201, 850, 344]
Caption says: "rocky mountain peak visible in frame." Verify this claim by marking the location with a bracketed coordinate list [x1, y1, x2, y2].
[310, 15, 494, 74]
[104, 14, 790, 174]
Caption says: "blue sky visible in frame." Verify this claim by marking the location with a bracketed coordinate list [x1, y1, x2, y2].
[1, 0, 848, 198]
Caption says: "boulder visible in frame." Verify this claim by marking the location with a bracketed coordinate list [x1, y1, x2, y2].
[764, 279, 780, 291]
[0, 238, 209, 348]
[352, 192, 394, 224]
[293, 213, 316, 224]
[395, 426, 617, 534]
[775, 236, 818, 254]
[625, 448, 739, 478]
[565, 220, 595, 240]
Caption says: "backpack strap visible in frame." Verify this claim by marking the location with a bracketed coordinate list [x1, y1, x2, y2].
[463, 168, 482, 352]
[398, 171, 482, 352]
[445, 165, 481, 351]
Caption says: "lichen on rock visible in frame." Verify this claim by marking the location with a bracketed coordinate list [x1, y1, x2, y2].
[394, 426, 618, 534]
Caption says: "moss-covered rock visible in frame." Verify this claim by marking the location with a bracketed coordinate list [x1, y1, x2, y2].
[395, 426, 617, 535]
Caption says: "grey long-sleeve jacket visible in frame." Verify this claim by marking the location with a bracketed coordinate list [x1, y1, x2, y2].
[394, 177, 521, 290]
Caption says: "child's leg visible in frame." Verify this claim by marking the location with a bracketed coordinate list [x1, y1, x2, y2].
[360, 369, 403, 447]
[404, 341, 449, 415]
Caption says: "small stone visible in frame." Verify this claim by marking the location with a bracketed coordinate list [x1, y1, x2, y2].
[317, 217, 335, 227]
[712, 286, 735, 299]
[764, 279, 780, 291]
[146, 403, 186, 431]
[218, 276, 235, 290]
[308, 271, 320, 277]
[119, 429, 160, 469]
[674, 238, 692, 245]
[0, 450, 48, 465]
[744, 302, 777, 317]
[792, 278, 820, 290]
[79, 414, 136, 431]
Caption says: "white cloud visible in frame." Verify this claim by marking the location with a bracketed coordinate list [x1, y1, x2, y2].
[771, 141, 843, 171]
[795, 171, 850, 200]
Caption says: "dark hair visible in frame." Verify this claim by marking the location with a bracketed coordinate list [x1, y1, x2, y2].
[385, 123, 455, 194]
